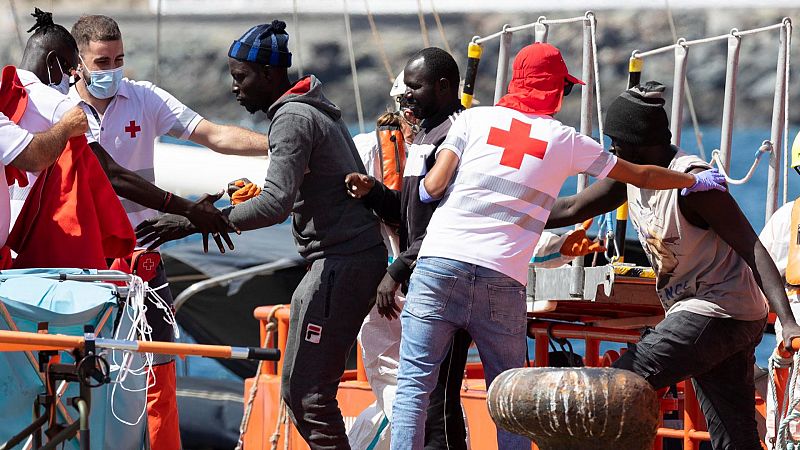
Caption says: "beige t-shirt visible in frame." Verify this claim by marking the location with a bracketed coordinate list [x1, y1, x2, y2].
[627, 149, 768, 320]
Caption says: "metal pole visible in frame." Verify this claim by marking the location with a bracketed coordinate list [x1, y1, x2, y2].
[534, 22, 549, 43]
[570, 18, 595, 298]
[767, 24, 788, 220]
[671, 43, 689, 146]
[293, 0, 305, 77]
[719, 34, 741, 172]
[493, 26, 513, 105]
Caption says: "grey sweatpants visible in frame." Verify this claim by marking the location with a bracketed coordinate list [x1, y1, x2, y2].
[281, 244, 387, 450]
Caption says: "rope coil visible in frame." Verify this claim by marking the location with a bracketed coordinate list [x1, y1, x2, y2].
[236, 306, 285, 450]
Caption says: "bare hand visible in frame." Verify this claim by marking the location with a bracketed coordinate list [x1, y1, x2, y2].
[182, 192, 240, 253]
[135, 214, 196, 251]
[61, 106, 89, 138]
[345, 173, 374, 199]
[376, 272, 402, 320]
[781, 322, 800, 353]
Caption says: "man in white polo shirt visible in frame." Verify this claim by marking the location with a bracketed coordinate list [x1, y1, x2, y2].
[68, 14, 268, 449]
[389, 43, 727, 450]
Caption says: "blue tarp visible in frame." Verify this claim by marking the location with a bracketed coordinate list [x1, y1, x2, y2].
[0, 269, 147, 450]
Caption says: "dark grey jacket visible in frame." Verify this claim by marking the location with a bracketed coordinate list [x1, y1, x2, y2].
[227, 75, 383, 260]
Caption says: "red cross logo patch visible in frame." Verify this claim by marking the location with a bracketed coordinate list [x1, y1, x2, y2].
[125, 120, 141, 138]
[487, 118, 548, 169]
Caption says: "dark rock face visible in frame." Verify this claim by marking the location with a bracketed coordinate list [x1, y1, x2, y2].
[2, 7, 795, 131]
[487, 367, 659, 450]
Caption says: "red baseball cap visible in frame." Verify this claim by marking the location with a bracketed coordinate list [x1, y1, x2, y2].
[497, 43, 583, 115]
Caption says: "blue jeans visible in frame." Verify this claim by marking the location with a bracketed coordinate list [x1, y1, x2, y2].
[391, 257, 530, 450]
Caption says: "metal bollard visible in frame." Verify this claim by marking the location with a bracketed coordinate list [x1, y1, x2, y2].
[487, 367, 658, 450]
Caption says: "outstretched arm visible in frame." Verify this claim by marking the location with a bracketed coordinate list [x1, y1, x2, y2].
[680, 183, 800, 351]
[607, 158, 724, 192]
[189, 119, 269, 157]
[546, 178, 627, 229]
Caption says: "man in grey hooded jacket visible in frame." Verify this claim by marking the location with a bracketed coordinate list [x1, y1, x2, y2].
[136, 21, 387, 449]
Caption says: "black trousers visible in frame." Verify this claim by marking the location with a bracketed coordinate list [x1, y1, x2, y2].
[613, 310, 767, 450]
[424, 329, 472, 450]
[280, 245, 387, 450]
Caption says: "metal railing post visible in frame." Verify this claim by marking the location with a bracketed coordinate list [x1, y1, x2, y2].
[493, 26, 513, 104]
[570, 17, 595, 298]
[671, 43, 689, 146]
[767, 23, 789, 220]
[534, 22, 549, 43]
[719, 33, 741, 173]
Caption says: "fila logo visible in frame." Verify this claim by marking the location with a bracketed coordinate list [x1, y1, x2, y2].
[305, 323, 322, 344]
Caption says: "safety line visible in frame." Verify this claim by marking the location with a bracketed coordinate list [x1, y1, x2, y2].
[343, 0, 365, 133]
[364, 0, 395, 84]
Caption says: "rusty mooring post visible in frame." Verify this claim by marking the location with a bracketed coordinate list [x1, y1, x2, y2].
[487, 368, 658, 450]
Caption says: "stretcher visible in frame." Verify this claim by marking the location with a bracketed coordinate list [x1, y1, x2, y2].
[0, 269, 279, 450]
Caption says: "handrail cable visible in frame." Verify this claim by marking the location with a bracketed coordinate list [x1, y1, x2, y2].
[633, 22, 787, 59]
[343, 0, 365, 133]
[709, 141, 773, 185]
[429, 0, 453, 55]
[416, 0, 431, 47]
[472, 15, 590, 45]
[364, 0, 395, 84]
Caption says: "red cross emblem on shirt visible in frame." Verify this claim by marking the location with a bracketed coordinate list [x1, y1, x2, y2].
[487, 118, 548, 169]
[125, 120, 141, 138]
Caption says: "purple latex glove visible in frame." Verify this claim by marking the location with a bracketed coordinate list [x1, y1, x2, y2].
[680, 168, 727, 196]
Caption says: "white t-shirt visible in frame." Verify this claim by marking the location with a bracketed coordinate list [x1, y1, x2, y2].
[68, 78, 203, 227]
[418, 106, 617, 284]
[761, 200, 793, 279]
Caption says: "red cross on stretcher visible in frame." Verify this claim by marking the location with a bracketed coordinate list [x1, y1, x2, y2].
[125, 120, 141, 138]
[487, 118, 548, 169]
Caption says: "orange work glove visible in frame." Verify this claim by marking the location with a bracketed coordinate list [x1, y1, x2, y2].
[559, 218, 606, 257]
[231, 182, 262, 205]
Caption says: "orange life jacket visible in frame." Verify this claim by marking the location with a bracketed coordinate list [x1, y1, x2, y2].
[375, 124, 406, 191]
[786, 199, 800, 285]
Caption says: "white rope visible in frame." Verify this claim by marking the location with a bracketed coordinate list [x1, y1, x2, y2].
[364, 0, 395, 84]
[664, 0, 706, 160]
[343, 0, 365, 133]
[770, 348, 794, 448]
[415, 0, 430, 47]
[709, 141, 772, 185]
[109, 277, 179, 426]
[429, 0, 453, 55]
[777, 351, 800, 449]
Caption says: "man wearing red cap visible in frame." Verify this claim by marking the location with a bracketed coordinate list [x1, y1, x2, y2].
[389, 43, 728, 450]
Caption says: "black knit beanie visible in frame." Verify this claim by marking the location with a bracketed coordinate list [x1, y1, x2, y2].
[604, 81, 672, 146]
[229, 20, 292, 67]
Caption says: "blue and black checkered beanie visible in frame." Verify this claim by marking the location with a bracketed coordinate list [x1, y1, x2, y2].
[229, 20, 292, 67]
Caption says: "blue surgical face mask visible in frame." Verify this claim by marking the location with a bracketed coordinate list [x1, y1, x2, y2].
[46, 53, 70, 95]
[80, 56, 123, 99]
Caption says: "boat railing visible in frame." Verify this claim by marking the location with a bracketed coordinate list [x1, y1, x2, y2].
[630, 18, 792, 221]
[465, 12, 603, 299]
